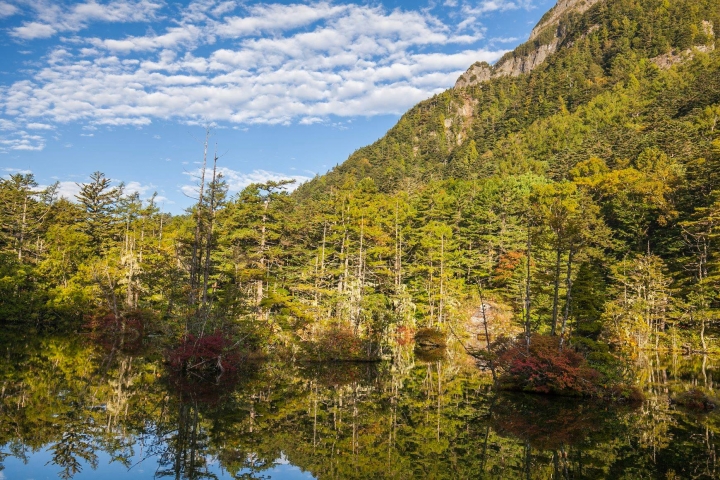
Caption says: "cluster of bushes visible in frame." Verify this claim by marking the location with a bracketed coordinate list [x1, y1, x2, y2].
[492, 334, 643, 401]
[300, 323, 380, 361]
[672, 388, 716, 411]
[167, 330, 242, 374]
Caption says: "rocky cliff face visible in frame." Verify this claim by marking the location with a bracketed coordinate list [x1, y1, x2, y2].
[454, 0, 603, 89]
[454, 62, 493, 89]
[651, 21, 716, 69]
[528, 0, 600, 41]
[492, 40, 561, 77]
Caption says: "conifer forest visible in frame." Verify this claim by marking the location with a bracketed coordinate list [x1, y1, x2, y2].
[3, 0, 720, 478]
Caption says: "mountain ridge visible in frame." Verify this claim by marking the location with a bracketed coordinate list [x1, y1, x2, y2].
[295, 0, 719, 201]
[455, 0, 604, 89]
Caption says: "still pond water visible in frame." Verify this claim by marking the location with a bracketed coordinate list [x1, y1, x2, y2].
[1, 331, 719, 479]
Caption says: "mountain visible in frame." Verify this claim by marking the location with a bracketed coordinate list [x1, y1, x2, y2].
[296, 0, 720, 199]
[263, 0, 720, 352]
[455, 0, 605, 88]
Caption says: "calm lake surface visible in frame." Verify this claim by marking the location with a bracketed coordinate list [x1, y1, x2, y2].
[1, 330, 719, 479]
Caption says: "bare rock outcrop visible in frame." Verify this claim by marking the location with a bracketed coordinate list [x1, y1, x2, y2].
[465, 301, 520, 353]
[651, 21, 716, 70]
[455, 62, 493, 89]
[528, 0, 601, 42]
[492, 40, 561, 78]
[454, 0, 603, 89]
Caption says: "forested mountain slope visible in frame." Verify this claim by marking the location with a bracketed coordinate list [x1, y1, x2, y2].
[2, 0, 720, 359]
[297, 0, 719, 197]
[285, 0, 720, 350]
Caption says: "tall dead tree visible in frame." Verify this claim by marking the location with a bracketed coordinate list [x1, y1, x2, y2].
[189, 129, 210, 309]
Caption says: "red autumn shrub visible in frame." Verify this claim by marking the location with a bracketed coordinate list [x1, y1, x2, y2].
[317, 325, 364, 359]
[167, 331, 241, 374]
[495, 334, 600, 397]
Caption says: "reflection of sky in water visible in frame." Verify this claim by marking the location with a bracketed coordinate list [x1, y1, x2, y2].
[2, 447, 314, 479]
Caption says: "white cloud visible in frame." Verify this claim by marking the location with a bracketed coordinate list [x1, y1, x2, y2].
[457, 0, 535, 33]
[124, 180, 153, 196]
[94, 117, 152, 126]
[465, 0, 535, 15]
[215, 3, 349, 38]
[153, 194, 173, 204]
[12, 22, 57, 40]
[1, 2, 506, 130]
[219, 168, 311, 192]
[56, 178, 154, 200]
[88, 25, 203, 53]
[0, 130, 46, 152]
[299, 117, 323, 125]
[211, 2, 237, 17]
[0, 2, 18, 18]
[56, 181, 82, 200]
[26, 122, 55, 130]
[182, 167, 310, 197]
[10, 0, 163, 40]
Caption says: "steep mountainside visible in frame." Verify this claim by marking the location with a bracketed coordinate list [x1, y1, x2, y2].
[254, 0, 720, 352]
[296, 0, 720, 199]
[456, 0, 604, 88]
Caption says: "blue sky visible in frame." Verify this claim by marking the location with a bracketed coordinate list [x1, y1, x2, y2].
[0, 0, 554, 212]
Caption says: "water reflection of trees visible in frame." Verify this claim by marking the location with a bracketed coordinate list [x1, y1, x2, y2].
[2, 334, 720, 479]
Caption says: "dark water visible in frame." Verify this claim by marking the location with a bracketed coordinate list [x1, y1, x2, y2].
[1, 332, 719, 479]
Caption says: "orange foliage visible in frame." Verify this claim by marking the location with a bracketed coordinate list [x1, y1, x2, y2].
[494, 251, 525, 284]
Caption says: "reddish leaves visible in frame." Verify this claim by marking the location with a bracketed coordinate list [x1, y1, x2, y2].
[167, 331, 241, 374]
[494, 251, 525, 284]
[395, 325, 415, 346]
[495, 334, 600, 397]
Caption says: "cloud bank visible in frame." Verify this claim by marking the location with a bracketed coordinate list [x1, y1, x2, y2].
[9, 0, 163, 39]
[0, 0, 514, 151]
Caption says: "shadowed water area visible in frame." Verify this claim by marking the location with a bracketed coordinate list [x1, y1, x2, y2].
[1, 330, 719, 479]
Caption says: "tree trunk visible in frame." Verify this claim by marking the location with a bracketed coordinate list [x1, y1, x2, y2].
[551, 246, 562, 335]
[190, 129, 210, 308]
[439, 233, 444, 325]
[524, 226, 532, 350]
[201, 153, 219, 311]
[559, 249, 574, 349]
[256, 198, 269, 309]
[18, 194, 27, 261]
[478, 284, 497, 382]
